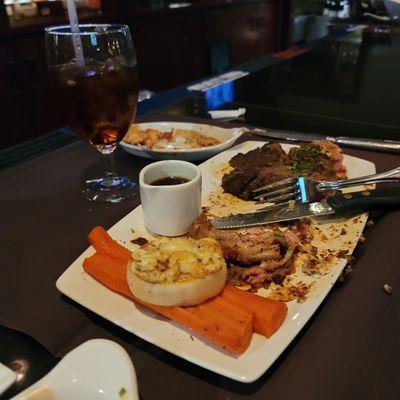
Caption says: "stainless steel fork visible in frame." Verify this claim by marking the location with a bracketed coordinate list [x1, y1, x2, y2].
[252, 166, 400, 205]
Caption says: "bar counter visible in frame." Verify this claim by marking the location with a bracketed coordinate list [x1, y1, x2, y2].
[1, 27, 400, 399]
[0, 0, 286, 148]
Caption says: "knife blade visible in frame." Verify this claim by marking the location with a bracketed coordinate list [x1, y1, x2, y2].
[249, 128, 400, 153]
[211, 186, 400, 229]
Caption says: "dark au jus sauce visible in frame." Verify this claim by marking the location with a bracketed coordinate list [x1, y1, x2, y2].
[150, 176, 190, 186]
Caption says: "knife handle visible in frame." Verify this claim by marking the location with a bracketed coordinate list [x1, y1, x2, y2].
[329, 136, 400, 153]
[327, 186, 400, 215]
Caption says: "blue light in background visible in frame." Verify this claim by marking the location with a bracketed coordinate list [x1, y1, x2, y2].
[90, 33, 98, 47]
[204, 81, 234, 110]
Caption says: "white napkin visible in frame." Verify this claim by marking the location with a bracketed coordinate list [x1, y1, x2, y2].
[187, 71, 249, 92]
[208, 108, 246, 120]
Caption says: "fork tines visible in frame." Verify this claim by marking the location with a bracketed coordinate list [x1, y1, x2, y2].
[252, 177, 301, 204]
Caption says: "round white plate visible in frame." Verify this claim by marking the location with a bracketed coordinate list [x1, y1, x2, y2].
[119, 121, 246, 161]
[12, 339, 139, 400]
[0, 363, 16, 396]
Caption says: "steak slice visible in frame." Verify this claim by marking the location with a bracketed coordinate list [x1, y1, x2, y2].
[188, 214, 300, 289]
[222, 143, 292, 200]
[221, 170, 257, 200]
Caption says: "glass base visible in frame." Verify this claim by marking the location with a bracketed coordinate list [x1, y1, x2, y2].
[82, 173, 137, 203]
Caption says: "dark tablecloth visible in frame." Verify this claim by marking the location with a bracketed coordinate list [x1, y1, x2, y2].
[1, 121, 400, 399]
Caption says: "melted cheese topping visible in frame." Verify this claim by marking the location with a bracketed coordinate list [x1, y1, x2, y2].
[130, 237, 225, 284]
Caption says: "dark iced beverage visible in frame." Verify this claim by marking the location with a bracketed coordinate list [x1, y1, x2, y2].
[52, 64, 139, 153]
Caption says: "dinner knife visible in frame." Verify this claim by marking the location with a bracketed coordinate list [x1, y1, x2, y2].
[211, 186, 400, 229]
[249, 128, 400, 153]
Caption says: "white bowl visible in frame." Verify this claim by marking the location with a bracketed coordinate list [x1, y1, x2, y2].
[119, 121, 246, 161]
[383, 0, 400, 17]
[12, 339, 139, 400]
[0, 363, 16, 396]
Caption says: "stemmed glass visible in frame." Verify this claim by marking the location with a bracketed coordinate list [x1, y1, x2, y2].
[45, 24, 139, 203]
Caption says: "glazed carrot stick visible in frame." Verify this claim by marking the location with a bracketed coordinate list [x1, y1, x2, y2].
[87, 226, 131, 263]
[83, 252, 132, 297]
[197, 297, 253, 353]
[83, 251, 251, 354]
[200, 296, 253, 331]
[144, 303, 250, 355]
[221, 285, 287, 338]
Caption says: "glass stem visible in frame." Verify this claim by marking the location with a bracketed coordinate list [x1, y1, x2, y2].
[102, 151, 120, 186]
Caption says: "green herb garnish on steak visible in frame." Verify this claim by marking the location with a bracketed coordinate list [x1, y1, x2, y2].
[288, 145, 333, 176]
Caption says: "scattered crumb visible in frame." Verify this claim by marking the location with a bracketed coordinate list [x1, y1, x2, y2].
[358, 235, 366, 244]
[288, 283, 311, 303]
[336, 249, 349, 258]
[383, 283, 393, 295]
[367, 220, 374, 227]
[346, 255, 355, 265]
[131, 237, 149, 246]
[269, 282, 312, 303]
[337, 265, 353, 283]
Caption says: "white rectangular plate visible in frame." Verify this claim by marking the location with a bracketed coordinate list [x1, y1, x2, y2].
[57, 141, 375, 383]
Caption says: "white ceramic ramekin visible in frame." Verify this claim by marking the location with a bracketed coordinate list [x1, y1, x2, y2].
[139, 160, 202, 236]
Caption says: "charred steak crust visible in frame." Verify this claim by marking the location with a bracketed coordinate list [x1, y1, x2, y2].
[229, 143, 289, 171]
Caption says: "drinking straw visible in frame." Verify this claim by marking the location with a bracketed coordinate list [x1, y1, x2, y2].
[65, 0, 85, 67]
